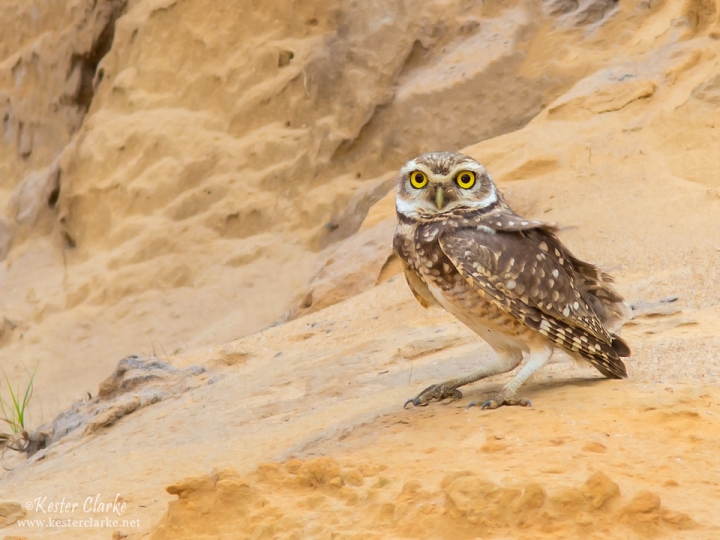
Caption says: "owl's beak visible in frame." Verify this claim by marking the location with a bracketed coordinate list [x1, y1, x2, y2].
[435, 185, 444, 210]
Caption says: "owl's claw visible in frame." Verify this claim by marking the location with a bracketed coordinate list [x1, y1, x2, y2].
[404, 384, 463, 408]
[467, 395, 531, 410]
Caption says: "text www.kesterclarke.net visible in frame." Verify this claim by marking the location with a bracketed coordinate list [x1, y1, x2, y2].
[17, 518, 141, 528]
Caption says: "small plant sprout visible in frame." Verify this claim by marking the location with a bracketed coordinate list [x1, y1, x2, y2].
[0, 366, 50, 463]
[0, 366, 37, 434]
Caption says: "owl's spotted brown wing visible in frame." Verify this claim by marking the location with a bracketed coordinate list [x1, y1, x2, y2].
[439, 228, 628, 379]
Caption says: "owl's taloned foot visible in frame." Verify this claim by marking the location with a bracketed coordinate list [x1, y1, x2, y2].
[467, 394, 532, 410]
[404, 383, 463, 407]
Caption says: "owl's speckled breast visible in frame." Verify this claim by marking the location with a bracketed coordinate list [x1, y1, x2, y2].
[394, 219, 535, 347]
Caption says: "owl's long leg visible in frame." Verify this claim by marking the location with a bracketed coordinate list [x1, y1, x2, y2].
[470, 344, 553, 410]
[404, 349, 523, 407]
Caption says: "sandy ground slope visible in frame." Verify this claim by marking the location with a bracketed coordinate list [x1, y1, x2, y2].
[1, 274, 719, 539]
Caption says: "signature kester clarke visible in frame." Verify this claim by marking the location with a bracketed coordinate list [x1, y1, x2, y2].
[26, 494, 127, 516]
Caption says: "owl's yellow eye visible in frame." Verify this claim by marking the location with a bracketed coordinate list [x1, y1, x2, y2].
[456, 170, 476, 189]
[409, 171, 428, 189]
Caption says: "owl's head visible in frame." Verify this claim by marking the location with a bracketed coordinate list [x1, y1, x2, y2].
[395, 152, 498, 218]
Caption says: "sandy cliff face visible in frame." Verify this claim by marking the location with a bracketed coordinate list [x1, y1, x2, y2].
[0, 0, 127, 249]
[1, 0, 720, 539]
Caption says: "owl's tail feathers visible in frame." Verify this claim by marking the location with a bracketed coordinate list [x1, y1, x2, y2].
[611, 334, 631, 358]
[593, 349, 628, 379]
[592, 334, 630, 380]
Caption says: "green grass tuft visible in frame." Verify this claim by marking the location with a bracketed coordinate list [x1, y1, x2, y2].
[0, 366, 37, 434]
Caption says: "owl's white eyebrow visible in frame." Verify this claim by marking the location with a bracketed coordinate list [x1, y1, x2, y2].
[450, 162, 487, 176]
[399, 160, 434, 177]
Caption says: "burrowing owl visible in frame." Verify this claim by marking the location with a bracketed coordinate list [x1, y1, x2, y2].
[394, 152, 631, 409]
